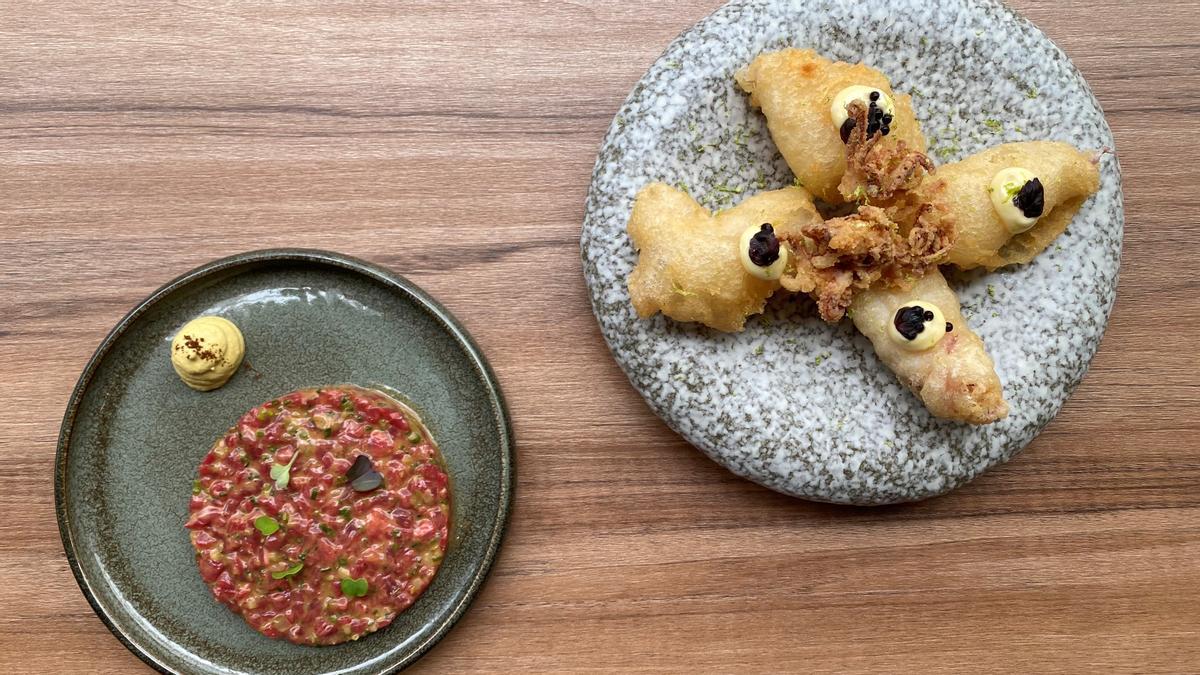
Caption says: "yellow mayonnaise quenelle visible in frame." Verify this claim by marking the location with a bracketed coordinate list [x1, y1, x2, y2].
[170, 316, 245, 391]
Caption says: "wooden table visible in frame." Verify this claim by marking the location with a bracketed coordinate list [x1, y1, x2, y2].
[2, 1, 1197, 672]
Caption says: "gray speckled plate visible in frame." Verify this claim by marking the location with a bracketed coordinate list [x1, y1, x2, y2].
[56, 249, 513, 673]
[581, 0, 1123, 504]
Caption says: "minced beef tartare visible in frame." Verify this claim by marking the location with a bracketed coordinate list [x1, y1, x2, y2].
[186, 386, 450, 645]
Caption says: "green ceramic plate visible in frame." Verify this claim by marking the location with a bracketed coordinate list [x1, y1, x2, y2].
[56, 249, 513, 674]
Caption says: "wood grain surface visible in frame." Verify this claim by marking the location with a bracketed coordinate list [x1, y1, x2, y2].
[2, 1, 1198, 672]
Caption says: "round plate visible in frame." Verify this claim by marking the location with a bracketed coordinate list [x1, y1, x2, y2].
[56, 249, 513, 673]
[581, 0, 1123, 504]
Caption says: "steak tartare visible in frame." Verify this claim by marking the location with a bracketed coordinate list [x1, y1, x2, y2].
[186, 386, 451, 645]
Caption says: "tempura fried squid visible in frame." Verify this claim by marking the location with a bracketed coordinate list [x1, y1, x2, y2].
[850, 269, 1009, 424]
[626, 183, 823, 332]
[737, 48, 926, 205]
[920, 141, 1101, 269]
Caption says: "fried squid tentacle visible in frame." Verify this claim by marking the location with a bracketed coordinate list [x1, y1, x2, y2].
[839, 100, 935, 203]
[779, 201, 955, 323]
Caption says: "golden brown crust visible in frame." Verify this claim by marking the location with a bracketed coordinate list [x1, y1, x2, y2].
[626, 183, 824, 332]
[736, 48, 927, 205]
[850, 269, 1009, 424]
[922, 141, 1102, 270]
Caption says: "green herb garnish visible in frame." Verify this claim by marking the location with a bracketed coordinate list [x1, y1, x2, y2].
[341, 577, 369, 597]
[987, 284, 996, 299]
[310, 488, 320, 499]
[192, 479, 202, 495]
[983, 118, 1003, 133]
[339, 507, 352, 520]
[271, 562, 303, 580]
[270, 452, 299, 490]
[254, 515, 280, 536]
[935, 145, 961, 161]
[407, 431, 422, 444]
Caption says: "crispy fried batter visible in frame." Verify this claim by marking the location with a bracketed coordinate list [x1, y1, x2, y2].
[839, 100, 935, 203]
[626, 183, 824, 332]
[779, 201, 955, 322]
[925, 140, 1102, 269]
[736, 49, 927, 205]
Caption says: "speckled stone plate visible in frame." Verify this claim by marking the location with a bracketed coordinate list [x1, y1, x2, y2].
[56, 249, 513, 673]
[581, 0, 1122, 504]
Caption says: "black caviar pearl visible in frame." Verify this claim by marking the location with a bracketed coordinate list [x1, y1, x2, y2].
[945, 322, 953, 332]
[881, 125, 891, 135]
[748, 223, 781, 267]
[923, 310, 934, 321]
[869, 90, 880, 101]
[840, 117, 857, 143]
[882, 113, 893, 124]
[1013, 177, 1045, 218]
[893, 305, 929, 340]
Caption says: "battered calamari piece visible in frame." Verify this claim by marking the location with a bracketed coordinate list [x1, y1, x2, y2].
[736, 48, 926, 204]
[850, 268, 1008, 424]
[627, 183, 822, 332]
[779, 201, 955, 322]
[920, 141, 1101, 269]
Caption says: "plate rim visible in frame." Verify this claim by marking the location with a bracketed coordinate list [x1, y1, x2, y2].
[54, 247, 515, 674]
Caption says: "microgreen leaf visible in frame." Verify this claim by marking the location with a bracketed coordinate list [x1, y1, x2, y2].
[270, 452, 299, 490]
[254, 515, 280, 536]
[406, 431, 422, 444]
[271, 562, 303, 579]
[341, 577, 368, 597]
